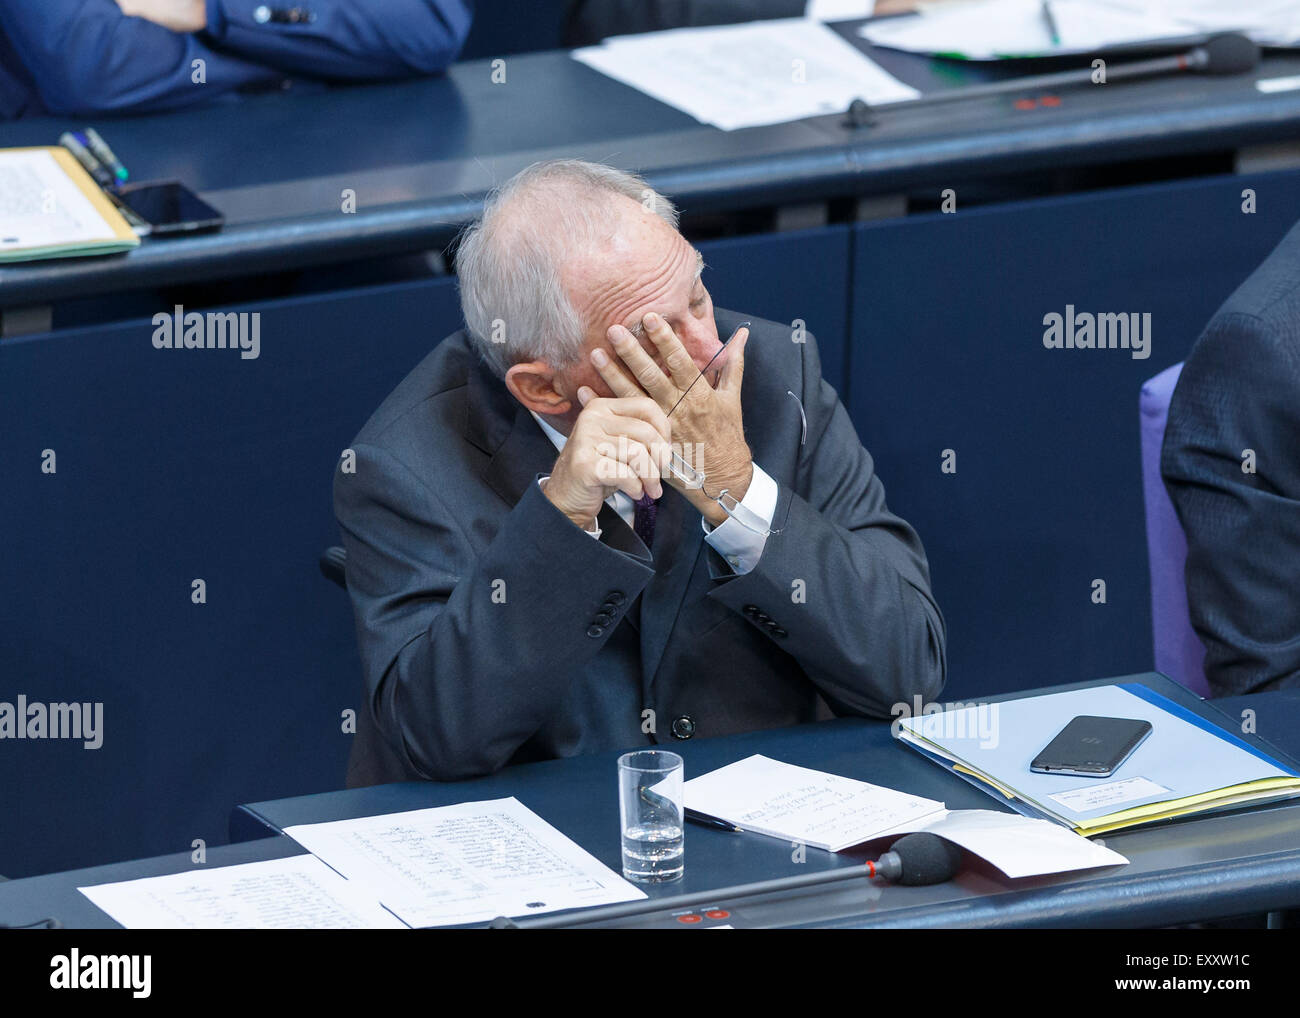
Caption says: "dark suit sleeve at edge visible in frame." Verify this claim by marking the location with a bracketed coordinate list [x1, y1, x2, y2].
[1161, 310, 1300, 695]
[336, 442, 654, 780]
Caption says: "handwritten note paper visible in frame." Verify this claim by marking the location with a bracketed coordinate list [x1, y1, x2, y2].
[285, 797, 644, 928]
[79, 854, 408, 929]
[684, 755, 945, 851]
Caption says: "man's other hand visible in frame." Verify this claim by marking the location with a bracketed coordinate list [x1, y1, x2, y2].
[115, 0, 207, 33]
[542, 394, 672, 533]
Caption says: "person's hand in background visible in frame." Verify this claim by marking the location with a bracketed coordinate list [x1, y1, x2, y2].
[115, 0, 207, 33]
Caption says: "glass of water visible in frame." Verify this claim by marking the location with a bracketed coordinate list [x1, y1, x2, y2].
[618, 750, 684, 883]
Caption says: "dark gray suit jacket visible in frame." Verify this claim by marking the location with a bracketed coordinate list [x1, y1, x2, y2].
[336, 310, 946, 786]
[1162, 220, 1300, 696]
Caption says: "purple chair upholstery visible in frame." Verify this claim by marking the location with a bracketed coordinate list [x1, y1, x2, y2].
[1140, 363, 1209, 696]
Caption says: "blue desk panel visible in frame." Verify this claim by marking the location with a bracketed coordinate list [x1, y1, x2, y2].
[849, 168, 1300, 702]
[0, 275, 461, 879]
[224, 676, 1300, 929]
[1, 676, 1295, 929]
[3, 38, 1299, 305]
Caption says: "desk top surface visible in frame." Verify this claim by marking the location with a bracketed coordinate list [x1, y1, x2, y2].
[4, 674, 1297, 928]
[3, 25, 1300, 304]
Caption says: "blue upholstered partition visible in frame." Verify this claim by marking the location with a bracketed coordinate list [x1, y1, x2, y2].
[848, 169, 1300, 702]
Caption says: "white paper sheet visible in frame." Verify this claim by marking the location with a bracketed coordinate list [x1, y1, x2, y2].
[0, 149, 120, 251]
[860, 0, 1201, 59]
[684, 754, 946, 851]
[574, 19, 919, 130]
[78, 854, 409, 929]
[807, 0, 875, 21]
[285, 797, 645, 928]
[898, 809, 1129, 878]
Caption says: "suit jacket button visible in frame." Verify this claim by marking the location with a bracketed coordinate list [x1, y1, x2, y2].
[586, 625, 604, 638]
[772, 627, 788, 638]
[593, 611, 614, 625]
[671, 716, 696, 739]
[606, 591, 626, 606]
[743, 604, 760, 617]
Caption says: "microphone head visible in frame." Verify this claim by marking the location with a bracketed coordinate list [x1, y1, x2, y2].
[1198, 33, 1260, 75]
[889, 832, 964, 886]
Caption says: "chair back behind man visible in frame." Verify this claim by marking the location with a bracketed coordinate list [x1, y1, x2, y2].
[1141, 362, 1209, 696]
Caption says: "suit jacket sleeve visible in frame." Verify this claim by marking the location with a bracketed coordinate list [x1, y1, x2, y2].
[335, 442, 654, 780]
[1161, 310, 1300, 695]
[205, 0, 471, 79]
[705, 331, 948, 717]
[0, 0, 277, 115]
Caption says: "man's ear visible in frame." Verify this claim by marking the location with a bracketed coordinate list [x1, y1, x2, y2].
[504, 360, 573, 417]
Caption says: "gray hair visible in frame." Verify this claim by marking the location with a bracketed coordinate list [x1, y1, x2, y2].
[456, 160, 679, 376]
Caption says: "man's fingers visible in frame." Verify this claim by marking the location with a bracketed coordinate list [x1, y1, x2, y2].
[595, 439, 662, 500]
[607, 325, 676, 404]
[641, 312, 700, 390]
[601, 395, 672, 444]
[590, 348, 642, 399]
[718, 326, 748, 398]
[598, 416, 670, 467]
[595, 455, 645, 501]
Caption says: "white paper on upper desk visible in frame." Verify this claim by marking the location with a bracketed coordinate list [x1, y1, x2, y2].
[684, 754, 946, 851]
[284, 797, 645, 928]
[860, 0, 1198, 59]
[891, 809, 1129, 879]
[77, 854, 408, 929]
[573, 19, 918, 131]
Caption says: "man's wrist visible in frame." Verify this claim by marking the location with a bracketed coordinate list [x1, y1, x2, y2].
[538, 476, 598, 533]
[700, 457, 753, 523]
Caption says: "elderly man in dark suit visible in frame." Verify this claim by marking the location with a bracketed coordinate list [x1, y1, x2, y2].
[336, 159, 946, 787]
[1162, 219, 1300, 697]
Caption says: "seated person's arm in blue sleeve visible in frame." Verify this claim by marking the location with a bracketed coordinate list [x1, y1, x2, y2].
[204, 0, 472, 79]
[0, 0, 279, 116]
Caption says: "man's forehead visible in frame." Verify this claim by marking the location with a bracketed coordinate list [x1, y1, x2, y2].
[567, 224, 703, 331]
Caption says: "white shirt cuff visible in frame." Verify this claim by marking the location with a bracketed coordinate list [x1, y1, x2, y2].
[538, 476, 602, 539]
[701, 464, 778, 574]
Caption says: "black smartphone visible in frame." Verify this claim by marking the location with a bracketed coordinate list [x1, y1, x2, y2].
[113, 180, 224, 237]
[1030, 715, 1153, 778]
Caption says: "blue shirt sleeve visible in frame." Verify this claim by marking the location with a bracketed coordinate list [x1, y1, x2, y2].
[0, 0, 281, 116]
[204, 0, 472, 80]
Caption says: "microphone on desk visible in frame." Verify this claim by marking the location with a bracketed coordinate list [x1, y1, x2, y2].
[844, 33, 1261, 127]
[486, 832, 964, 928]
[869, 832, 964, 886]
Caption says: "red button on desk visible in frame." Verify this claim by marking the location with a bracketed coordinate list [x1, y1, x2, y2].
[1014, 98, 1037, 110]
[1040, 95, 1062, 107]
[676, 914, 702, 924]
[705, 909, 730, 919]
